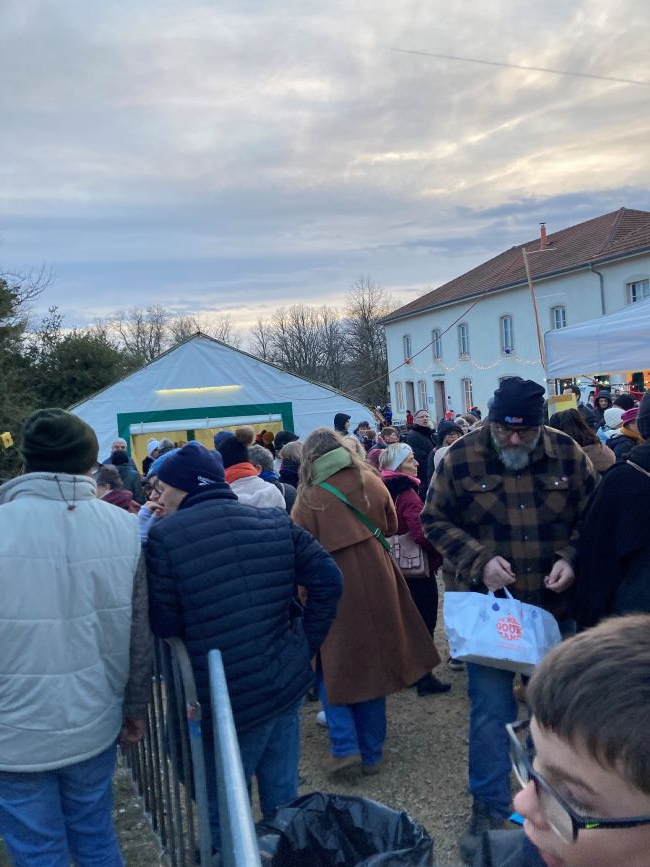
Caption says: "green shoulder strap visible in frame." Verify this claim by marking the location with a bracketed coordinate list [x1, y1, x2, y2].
[318, 481, 391, 552]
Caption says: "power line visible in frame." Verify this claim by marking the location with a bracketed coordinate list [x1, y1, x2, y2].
[391, 48, 650, 87]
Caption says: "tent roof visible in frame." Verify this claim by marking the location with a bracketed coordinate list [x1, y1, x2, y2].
[544, 299, 650, 378]
[70, 333, 373, 456]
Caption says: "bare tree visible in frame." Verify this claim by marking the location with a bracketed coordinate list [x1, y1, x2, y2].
[250, 304, 346, 384]
[104, 306, 171, 364]
[249, 317, 275, 361]
[344, 276, 393, 405]
[208, 313, 242, 349]
[168, 312, 242, 349]
[168, 314, 200, 345]
[247, 281, 390, 402]
[317, 305, 347, 390]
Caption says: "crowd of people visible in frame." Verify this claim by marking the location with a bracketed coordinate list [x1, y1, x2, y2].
[1, 375, 649, 867]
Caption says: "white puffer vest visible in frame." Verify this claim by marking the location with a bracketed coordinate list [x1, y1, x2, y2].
[0, 473, 141, 771]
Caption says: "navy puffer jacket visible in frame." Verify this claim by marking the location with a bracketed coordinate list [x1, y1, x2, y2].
[146, 483, 342, 732]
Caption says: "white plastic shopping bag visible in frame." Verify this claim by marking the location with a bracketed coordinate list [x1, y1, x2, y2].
[444, 588, 562, 674]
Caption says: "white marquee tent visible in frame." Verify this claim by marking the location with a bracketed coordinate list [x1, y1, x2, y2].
[544, 298, 650, 380]
[70, 334, 373, 467]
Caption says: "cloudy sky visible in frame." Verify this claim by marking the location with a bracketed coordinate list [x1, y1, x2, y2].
[1, 0, 649, 337]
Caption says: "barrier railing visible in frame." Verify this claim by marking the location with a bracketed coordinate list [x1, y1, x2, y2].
[123, 638, 259, 866]
[208, 649, 262, 867]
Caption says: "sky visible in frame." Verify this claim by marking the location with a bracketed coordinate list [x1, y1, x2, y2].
[1, 0, 649, 340]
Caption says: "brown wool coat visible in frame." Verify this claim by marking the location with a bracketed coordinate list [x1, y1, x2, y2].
[291, 467, 439, 705]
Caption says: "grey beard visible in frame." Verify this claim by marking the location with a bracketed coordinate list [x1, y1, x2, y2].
[498, 447, 531, 471]
[491, 429, 541, 471]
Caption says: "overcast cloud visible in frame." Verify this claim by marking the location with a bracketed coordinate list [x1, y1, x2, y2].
[1, 0, 648, 334]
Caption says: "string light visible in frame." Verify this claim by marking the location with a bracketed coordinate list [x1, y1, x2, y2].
[405, 353, 542, 377]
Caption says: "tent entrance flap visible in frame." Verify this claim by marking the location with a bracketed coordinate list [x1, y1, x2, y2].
[129, 415, 283, 473]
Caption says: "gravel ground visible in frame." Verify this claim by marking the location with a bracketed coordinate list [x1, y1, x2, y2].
[296, 659, 471, 866]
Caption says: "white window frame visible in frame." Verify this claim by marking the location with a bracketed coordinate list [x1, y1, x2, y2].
[627, 278, 650, 304]
[461, 378, 473, 411]
[500, 315, 514, 353]
[551, 305, 567, 330]
[431, 328, 443, 361]
[458, 323, 470, 358]
[417, 380, 428, 410]
[403, 334, 412, 360]
[395, 381, 405, 412]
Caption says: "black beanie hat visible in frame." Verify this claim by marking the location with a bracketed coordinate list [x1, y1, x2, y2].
[21, 408, 99, 475]
[436, 419, 463, 442]
[216, 426, 255, 468]
[156, 441, 225, 493]
[488, 377, 545, 427]
[334, 413, 351, 431]
[274, 430, 299, 450]
[637, 391, 650, 441]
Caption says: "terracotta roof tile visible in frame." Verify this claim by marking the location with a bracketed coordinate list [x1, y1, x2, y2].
[385, 207, 650, 322]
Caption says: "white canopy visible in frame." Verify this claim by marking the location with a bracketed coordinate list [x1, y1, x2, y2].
[544, 298, 650, 379]
[70, 333, 373, 462]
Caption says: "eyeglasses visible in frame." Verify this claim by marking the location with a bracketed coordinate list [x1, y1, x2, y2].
[507, 719, 650, 844]
[492, 423, 539, 441]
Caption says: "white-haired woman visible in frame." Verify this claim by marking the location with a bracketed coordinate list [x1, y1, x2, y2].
[291, 428, 438, 777]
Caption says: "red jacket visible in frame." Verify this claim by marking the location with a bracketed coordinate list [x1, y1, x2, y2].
[380, 469, 442, 573]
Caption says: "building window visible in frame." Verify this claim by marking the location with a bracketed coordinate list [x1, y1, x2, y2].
[403, 334, 412, 360]
[458, 323, 470, 358]
[418, 380, 427, 410]
[551, 306, 567, 329]
[431, 328, 443, 361]
[461, 378, 473, 411]
[500, 315, 514, 353]
[627, 278, 650, 304]
[395, 381, 405, 412]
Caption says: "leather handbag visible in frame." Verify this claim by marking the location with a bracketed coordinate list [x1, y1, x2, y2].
[386, 493, 429, 578]
[387, 530, 429, 577]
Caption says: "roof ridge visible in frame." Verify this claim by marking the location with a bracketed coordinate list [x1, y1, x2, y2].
[384, 206, 650, 322]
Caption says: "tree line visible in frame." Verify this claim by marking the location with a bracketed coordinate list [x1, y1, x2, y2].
[0, 271, 391, 477]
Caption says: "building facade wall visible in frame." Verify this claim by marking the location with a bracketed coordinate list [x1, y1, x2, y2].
[385, 251, 650, 422]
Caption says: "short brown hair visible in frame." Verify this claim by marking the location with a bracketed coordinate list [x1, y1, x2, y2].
[96, 464, 123, 490]
[528, 615, 650, 794]
[381, 427, 398, 439]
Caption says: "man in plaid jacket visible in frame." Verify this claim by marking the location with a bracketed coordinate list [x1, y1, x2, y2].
[421, 377, 598, 864]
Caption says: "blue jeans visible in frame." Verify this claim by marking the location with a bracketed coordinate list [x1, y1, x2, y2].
[467, 663, 518, 818]
[466, 621, 576, 817]
[317, 677, 386, 766]
[203, 704, 300, 851]
[0, 744, 124, 867]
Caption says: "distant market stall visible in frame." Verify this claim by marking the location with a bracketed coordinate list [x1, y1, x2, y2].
[544, 298, 650, 385]
[70, 333, 373, 469]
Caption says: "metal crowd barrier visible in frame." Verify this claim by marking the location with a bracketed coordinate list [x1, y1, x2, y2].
[208, 649, 262, 867]
[123, 638, 260, 867]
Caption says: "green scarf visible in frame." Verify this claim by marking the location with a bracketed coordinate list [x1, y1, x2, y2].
[312, 447, 353, 486]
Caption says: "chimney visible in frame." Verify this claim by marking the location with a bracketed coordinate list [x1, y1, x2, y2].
[540, 222, 547, 250]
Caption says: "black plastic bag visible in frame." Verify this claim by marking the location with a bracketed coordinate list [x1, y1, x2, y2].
[257, 792, 433, 866]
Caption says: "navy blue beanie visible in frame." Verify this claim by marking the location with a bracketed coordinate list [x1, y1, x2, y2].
[155, 441, 225, 493]
[489, 377, 545, 427]
[213, 430, 234, 449]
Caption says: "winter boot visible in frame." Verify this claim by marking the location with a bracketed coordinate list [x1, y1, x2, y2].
[459, 799, 506, 864]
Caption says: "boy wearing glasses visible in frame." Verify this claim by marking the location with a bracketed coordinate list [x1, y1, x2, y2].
[478, 615, 650, 866]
